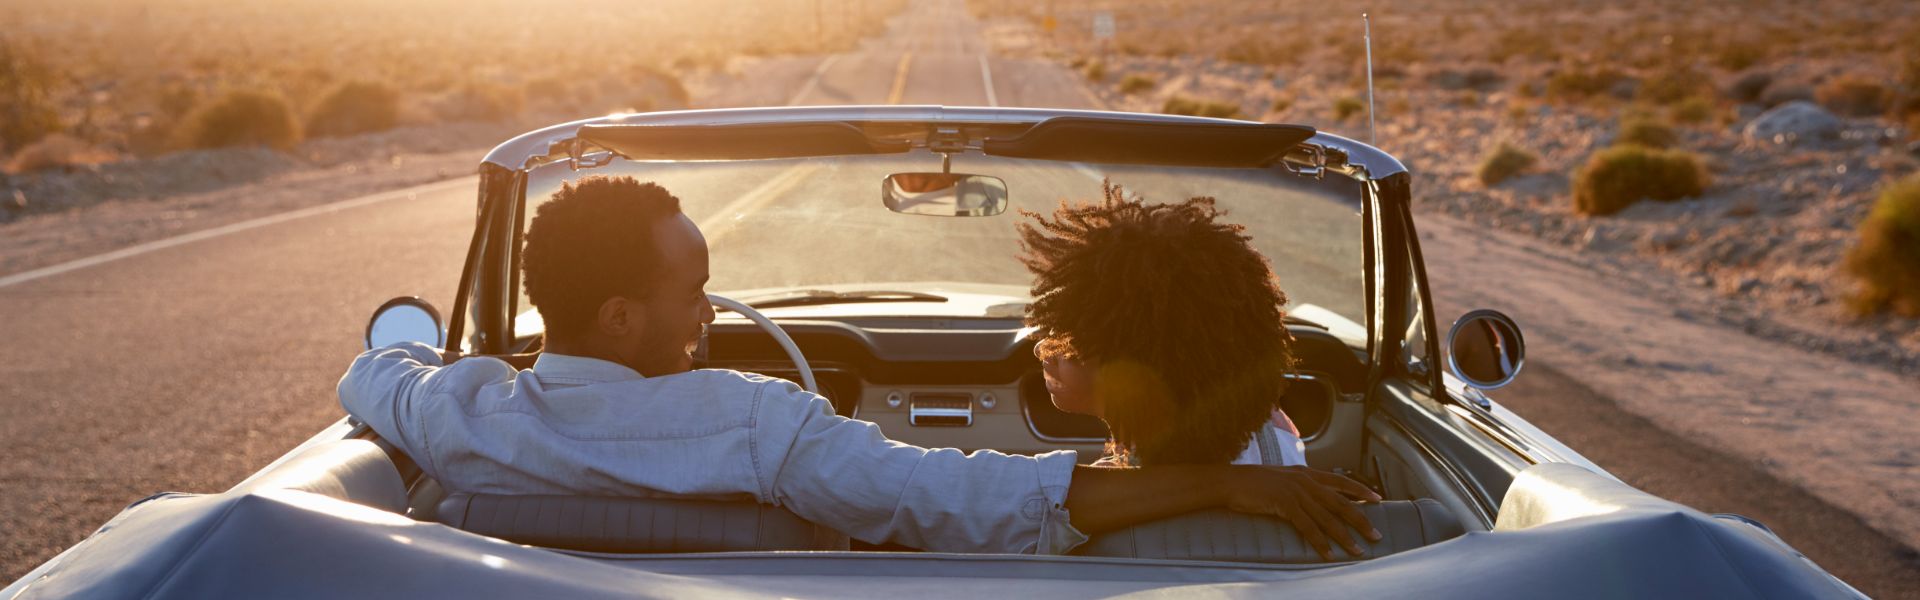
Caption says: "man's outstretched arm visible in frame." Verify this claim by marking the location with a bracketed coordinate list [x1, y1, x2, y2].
[1066, 464, 1382, 560]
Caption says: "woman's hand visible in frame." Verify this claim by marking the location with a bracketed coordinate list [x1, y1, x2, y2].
[1225, 466, 1383, 560]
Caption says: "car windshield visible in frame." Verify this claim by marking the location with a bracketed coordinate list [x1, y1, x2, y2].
[519, 148, 1366, 334]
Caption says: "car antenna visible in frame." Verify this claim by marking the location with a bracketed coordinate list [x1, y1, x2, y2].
[1363, 12, 1377, 146]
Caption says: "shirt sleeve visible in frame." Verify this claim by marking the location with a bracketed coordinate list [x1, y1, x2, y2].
[335, 341, 445, 472]
[750, 380, 1089, 555]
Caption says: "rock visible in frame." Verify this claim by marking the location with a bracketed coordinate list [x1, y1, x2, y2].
[0, 189, 23, 223]
[1743, 101, 1841, 145]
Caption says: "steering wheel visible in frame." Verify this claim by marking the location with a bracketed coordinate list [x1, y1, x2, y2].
[706, 294, 818, 394]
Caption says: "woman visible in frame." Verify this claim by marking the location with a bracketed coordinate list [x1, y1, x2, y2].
[1022, 182, 1304, 467]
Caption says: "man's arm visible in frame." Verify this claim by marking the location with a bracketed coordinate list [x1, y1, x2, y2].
[1066, 464, 1382, 560]
[336, 342, 446, 469]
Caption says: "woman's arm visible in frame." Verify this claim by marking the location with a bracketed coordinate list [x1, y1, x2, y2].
[1066, 464, 1381, 560]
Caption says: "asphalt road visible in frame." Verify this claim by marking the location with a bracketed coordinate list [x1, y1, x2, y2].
[1, 0, 1914, 596]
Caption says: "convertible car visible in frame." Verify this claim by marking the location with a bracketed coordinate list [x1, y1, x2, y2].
[3, 106, 1864, 598]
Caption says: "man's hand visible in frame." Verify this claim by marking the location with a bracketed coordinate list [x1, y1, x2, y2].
[1226, 466, 1382, 560]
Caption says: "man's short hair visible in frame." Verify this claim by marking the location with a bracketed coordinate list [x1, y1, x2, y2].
[1018, 181, 1296, 466]
[520, 175, 683, 337]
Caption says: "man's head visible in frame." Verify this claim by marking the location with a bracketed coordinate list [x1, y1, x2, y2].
[520, 176, 714, 377]
[1020, 182, 1295, 465]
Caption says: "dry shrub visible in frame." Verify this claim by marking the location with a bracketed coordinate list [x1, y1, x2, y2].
[1161, 96, 1242, 119]
[4, 133, 113, 173]
[1118, 73, 1155, 95]
[437, 83, 524, 123]
[1332, 96, 1366, 121]
[1221, 36, 1302, 66]
[1084, 61, 1107, 82]
[1671, 97, 1718, 125]
[1714, 40, 1767, 71]
[1618, 116, 1678, 148]
[1490, 29, 1557, 63]
[306, 80, 400, 138]
[631, 66, 690, 110]
[1546, 68, 1627, 102]
[1572, 145, 1709, 216]
[1476, 143, 1537, 187]
[177, 89, 302, 150]
[1726, 71, 1773, 103]
[0, 37, 62, 154]
[1760, 84, 1815, 108]
[1268, 95, 1294, 115]
[1845, 174, 1920, 316]
[1638, 67, 1706, 105]
[1816, 75, 1890, 117]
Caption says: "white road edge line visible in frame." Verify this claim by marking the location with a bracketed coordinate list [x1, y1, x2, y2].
[978, 54, 999, 107]
[0, 176, 476, 290]
[786, 55, 843, 106]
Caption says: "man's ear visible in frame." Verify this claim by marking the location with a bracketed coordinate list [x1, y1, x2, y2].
[595, 296, 644, 337]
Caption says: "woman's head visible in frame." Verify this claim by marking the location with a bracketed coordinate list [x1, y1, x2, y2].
[1021, 182, 1295, 466]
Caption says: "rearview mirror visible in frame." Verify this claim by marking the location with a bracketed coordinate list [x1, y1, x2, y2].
[1445, 309, 1525, 390]
[366, 296, 445, 350]
[882, 173, 1008, 216]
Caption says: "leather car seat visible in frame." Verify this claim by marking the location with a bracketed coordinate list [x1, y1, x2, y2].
[436, 493, 850, 553]
[1072, 499, 1464, 563]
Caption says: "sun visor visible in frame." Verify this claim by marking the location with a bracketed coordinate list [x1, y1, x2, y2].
[578, 122, 911, 161]
[983, 117, 1315, 168]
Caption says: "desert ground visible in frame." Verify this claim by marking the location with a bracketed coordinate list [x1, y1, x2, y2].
[3, 0, 1919, 597]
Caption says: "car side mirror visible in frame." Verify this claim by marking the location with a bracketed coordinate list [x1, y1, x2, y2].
[365, 296, 445, 350]
[1445, 309, 1525, 390]
[882, 172, 1008, 216]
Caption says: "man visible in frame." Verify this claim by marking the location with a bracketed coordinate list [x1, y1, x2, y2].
[339, 175, 1379, 559]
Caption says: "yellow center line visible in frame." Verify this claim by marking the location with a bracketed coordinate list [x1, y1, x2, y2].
[886, 52, 914, 105]
[696, 163, 820, 245]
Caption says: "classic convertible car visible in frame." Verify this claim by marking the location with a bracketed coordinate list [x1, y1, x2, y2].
[3, 106, 1863, 598]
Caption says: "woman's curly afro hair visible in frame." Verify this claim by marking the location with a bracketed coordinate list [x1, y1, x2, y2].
[1019, 182, 1295, 466]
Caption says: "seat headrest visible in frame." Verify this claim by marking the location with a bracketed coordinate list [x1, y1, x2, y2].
[437, 493, 850, 553]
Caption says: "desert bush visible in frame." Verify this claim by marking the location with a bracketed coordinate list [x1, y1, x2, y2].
[1084, 61, 1107, 82]
[1118, 74, 1155, 95]
[1268, 95, 1294, 115]
[1572, 145, 1710, 216]
[631, 65, 691, 110]
[0, 38, 62, 154]
[1161, 96, 1242, 119]
[1489, 29, 1557, 63]
[1638, 67, 1707, 105]
[1617, 116, 1678, 148]
[177, 89, 302, 150]
[1844, 173, 1920, 316]
[306, 80, 400, 138]
[1546, 68, 1627, 102]
[1332, 96, 1366, 121]
[1760, 84, 1815, 108]
[1726, 71, 1773, 103]
[1221, 36, 1301, 66]
[1816, 75, 1890, 117]
[1670, 97, 1719, 125]
[436, 83, 524, 122]
[1713, 41, 1767, 71]
[4, 133, 113, 173]
[1476, 143, 1537, 187]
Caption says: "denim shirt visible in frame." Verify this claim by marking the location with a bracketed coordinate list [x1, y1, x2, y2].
[336, 342, 1087, 554]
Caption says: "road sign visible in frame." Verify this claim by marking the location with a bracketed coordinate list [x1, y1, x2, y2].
[1092, 12, 1114, 40]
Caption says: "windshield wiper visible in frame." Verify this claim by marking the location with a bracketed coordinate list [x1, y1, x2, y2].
[726, 289, 950, 311]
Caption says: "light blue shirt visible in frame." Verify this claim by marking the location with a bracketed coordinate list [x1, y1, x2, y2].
[336, 342, 1087, 554]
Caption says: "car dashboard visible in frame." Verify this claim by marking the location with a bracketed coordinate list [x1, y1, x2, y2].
[700, 315, 1370, 466]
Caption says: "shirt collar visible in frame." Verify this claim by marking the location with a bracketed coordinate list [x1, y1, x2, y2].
[531, 353, 645, 385]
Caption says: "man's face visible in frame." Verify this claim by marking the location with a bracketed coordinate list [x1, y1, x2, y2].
[616, 213, 715, 377]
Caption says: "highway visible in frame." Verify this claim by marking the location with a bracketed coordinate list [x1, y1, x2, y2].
[0, 0, 1915, 594]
